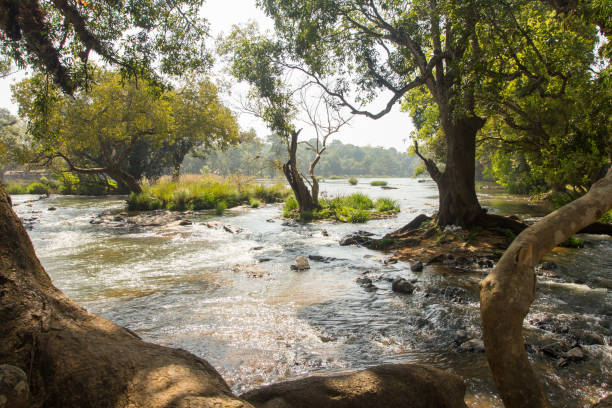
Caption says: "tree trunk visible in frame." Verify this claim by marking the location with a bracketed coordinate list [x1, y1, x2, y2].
[283, 131, 316, 212]
[172, 163, 181, 182]
[0, 185, 252, 408]
[435, 116, 486, 227]
[109, 168, 142, 194]
[479, 168, 612, 408]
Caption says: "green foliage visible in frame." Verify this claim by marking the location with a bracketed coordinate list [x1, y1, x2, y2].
[370, 180, 388, 186]
[283, 193, 397, 223]
[348, 177, 358, 185]
[282, 195, 299, 217]
[0, 0, 211, 94]
[5, 184, 27, 195]
[496, 228, 517, 243]
[25, 182, 50, 195]
[13, 71, 239, 194]
[414, 165, 425, 178]
[127, 175, 290, 212]
[181, 139, 419, 178]
[249, 198, 261, 208]
[559, 237, 585, 248]
[345, 208, 371, 223]
[374, 198, 399, 212]
[343, 193, 373, 210]
[215, 201, 227, 216]
[599, 210, 612, 224]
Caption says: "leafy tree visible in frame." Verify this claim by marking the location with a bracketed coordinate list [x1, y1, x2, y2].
[167, 78, 240, 179]
[221, 25, 350, 211]
[12, 70, 239, 193]
[259, 0, 497, 227]
[474, 1, 609, 200]
[0, 108, 26, 178]
[0, 0, 210, 93]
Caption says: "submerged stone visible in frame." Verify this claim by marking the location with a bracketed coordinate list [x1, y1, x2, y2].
[291, 256, 310, 271]
[391, 278, 414, 294]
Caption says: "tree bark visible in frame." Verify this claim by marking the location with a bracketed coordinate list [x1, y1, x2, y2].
[108, 167, 142, 194]
[0, 185, 251, 407]
[283, 131, 316, 212]
[434, 116, 486, 227]
[479, 168, 612, 408]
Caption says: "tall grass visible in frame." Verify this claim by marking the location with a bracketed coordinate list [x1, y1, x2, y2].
[127, 175, 290, 211]
[374, 197, 400, 212]
[348, 177, 358, 185]
[370, 180, 388, 186]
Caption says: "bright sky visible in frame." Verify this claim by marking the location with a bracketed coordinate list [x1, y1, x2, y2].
[0, 0, 414, 151]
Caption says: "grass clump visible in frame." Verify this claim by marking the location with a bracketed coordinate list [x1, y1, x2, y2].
[6, 184, 28, 194]
[282, 192, 398, 223]
[559, 236, 584, 248]
[374, 198, 399, 212]
[370, 180, 388, 186]
[599, 209, 612, 224]
[348, 177, 358, 185]
[127, 175, 290, 212]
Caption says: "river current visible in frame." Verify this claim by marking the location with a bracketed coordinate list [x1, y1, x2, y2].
[10, 178, 611, 407]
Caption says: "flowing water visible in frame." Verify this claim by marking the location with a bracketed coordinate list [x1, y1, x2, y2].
[10, 178, 611, 407]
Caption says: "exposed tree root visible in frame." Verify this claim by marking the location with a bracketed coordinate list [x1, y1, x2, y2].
[0, 185, 252, 408]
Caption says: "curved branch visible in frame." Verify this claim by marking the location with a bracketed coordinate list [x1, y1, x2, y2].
[480, 168, 612, 408]
[413, 141, 442, 182]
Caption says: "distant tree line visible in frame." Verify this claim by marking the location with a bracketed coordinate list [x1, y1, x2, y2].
[181, 136, 421, 179]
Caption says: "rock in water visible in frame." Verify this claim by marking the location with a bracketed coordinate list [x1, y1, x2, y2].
[339, 231, 376, 246]
[0, 365, 29, 408]
[392, 278, 414, 294]
[291, 256, 310, 271]
[457, 339, 485, 353]
[240, 363, 467, 408]
[410, 260, 424, 272]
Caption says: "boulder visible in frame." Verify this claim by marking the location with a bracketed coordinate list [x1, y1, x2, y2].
[308, 255, 337, 263]
[231, 264, 270, 278]
[0, 365, 29, 408]
[240, 363, 467, 408]
[291, 257, 310, 271]
[339, 231, 376, 246]
[457, 339, 485, 353]
[384, 258, 398, 265]
[356, 277, 376, 291]
[391, 278, 414, 294]
[538, 261, 557, 270]
[223, 224, 244, 234]
[393, 214, 431, 235]
[410, 260, 423, 272]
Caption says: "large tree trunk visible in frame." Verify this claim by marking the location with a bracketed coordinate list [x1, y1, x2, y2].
[426, 115, 486, 227]
[0, 185, 251, 408]
[479, 168, 612, 408]
[283, 131, 316, 212]
[109, 167, 142, 194]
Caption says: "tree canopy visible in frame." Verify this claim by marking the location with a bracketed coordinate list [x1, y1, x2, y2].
[0, 0, 211, 93]
[12, 70, 239, 192]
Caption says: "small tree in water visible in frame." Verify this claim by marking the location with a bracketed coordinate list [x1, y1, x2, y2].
[221, 25, 350, 212]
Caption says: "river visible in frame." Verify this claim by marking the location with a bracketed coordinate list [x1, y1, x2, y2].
[10, 178, 611, 407]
